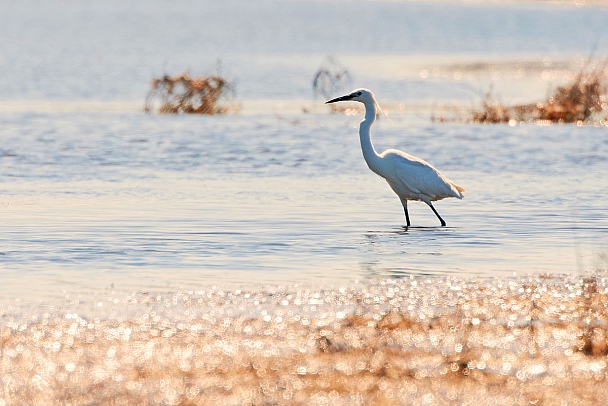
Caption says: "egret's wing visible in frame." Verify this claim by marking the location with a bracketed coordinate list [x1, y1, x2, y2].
[383, 150, 464, 200]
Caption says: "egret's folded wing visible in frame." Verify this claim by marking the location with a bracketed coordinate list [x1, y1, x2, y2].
[385, 151, 464, 200]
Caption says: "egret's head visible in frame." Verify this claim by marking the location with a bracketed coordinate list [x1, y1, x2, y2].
[325, 88, 392, 125]
[325, 88, 374, 104]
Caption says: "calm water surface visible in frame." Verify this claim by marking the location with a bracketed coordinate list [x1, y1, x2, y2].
[1, 110, 606, 298]
[0, 0, 607, 299]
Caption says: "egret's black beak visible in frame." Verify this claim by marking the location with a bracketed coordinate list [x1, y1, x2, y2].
[325, 94, 353, 104]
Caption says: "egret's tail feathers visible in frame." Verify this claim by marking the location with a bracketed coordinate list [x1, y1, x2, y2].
[452, 183, 465, 199]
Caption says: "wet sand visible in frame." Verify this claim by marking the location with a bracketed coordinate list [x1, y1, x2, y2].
[1, 274, 607, 405]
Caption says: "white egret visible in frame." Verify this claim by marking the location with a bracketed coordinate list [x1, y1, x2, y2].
[326, 88, 464, 227]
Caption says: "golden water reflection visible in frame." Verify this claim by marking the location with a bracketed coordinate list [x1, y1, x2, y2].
[1, 274, 607, 405]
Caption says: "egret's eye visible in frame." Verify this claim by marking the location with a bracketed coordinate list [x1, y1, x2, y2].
[356, 92, 362, 96]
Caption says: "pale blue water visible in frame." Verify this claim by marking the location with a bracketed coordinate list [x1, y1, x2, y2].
[1, 0, 608, 299]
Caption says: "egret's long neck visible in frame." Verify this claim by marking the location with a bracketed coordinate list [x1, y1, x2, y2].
[359, 99, 383, 175]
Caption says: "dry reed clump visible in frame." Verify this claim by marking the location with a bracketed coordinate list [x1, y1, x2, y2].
[144, 73, 235, 115]
[433, 59, 608, 125]
[312, 57, 354, 113]
[2, 275, 608, 405]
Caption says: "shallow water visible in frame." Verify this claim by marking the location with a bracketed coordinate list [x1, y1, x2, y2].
[1, 110, 607, 298]
[1, 0, 608, 403]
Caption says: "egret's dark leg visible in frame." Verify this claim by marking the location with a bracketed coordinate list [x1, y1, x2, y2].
[401, 200, 411, 227]
[428, 202, 446, 227]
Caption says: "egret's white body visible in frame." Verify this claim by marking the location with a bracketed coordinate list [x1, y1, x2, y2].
[326, 88, 464, 227]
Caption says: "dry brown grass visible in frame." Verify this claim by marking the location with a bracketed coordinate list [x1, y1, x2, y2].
[433, 59, 608, 125]
[312, 57, 356, 114]
[144, 73, 235, 115]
